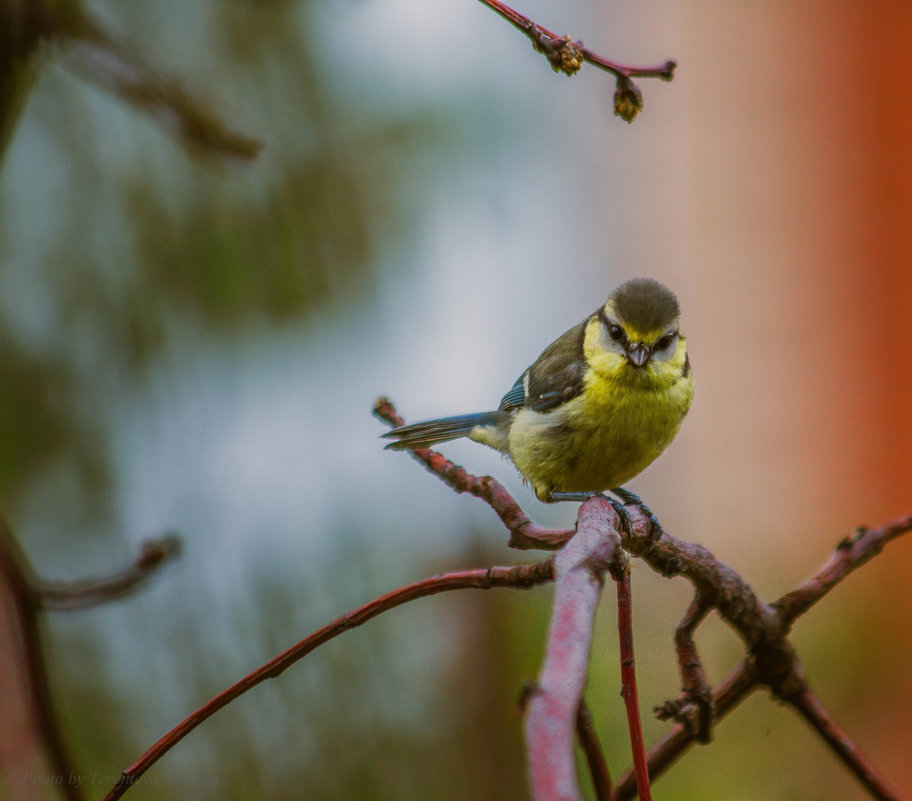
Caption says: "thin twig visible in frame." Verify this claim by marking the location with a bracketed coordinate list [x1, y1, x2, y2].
[614, 564, 651, 801]
[654, 593, 714, 741]
[102, 560, 554, 801]
[576, 699, 612, 801]
[374, 397, 574, 550]
[39, 536, 182, 611]
[788, 686, 900, 801]
[773, 515, 912, 626]
[613, 663, 758, 800]
[474, 0, 674, 121]
[0, 525, 180, 801]
[475, 0, 675, 80]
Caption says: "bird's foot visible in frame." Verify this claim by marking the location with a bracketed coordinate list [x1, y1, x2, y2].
[545, 491, 633, 536]
[610, 487, 664, 553]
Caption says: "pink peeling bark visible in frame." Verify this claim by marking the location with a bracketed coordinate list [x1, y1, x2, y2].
[524, 497, 626, 801]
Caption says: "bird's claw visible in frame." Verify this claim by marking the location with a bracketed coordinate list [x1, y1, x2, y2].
[610, 487, 664, 553]
[543, 491, 634, 536]
[601, 493, 633, 536]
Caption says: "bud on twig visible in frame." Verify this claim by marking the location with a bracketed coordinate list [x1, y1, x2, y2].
[528, 26, 584, 76]
[613, 75, 644, 123]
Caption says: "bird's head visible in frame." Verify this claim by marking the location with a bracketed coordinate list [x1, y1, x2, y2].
[585, 278, 686, 380]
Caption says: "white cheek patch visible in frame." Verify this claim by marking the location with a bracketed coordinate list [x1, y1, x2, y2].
[652, 335, 680, 362]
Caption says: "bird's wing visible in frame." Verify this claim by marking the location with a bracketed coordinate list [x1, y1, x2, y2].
[498, 318, 588, 414]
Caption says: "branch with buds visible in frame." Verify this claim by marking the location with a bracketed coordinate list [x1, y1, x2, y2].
[476, 0, 675, 122]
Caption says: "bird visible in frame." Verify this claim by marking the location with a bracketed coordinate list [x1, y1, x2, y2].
[382, 277, 693, 510]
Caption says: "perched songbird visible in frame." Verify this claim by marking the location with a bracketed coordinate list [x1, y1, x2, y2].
[382, 278, 694, 504]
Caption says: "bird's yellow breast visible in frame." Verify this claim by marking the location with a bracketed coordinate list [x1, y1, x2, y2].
[507, 337, 693, 499]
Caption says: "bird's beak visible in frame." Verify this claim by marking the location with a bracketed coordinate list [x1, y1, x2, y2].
[627, 342, 650, 367]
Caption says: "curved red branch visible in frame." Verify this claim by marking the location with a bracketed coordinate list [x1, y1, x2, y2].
[102, 560, 554, 801]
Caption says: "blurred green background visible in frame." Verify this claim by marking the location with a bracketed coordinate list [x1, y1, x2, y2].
[2, 0, 911, 799]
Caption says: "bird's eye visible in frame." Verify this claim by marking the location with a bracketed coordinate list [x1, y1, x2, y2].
[656, 332, 676, 350]
[607, 324, 625, 343]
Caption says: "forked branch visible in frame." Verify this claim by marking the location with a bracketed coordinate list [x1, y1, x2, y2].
[377, 399, 908, 800]
[0, 525, 180, 801]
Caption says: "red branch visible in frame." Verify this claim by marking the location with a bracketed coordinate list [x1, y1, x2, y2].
[612, 662, 758, 800]
[611, 509, 912, 801]
[615, 566, 651, 801]
[475, 0, 675, 80]
[773, 517, 912, 625]
[102, 560, 554, 801]
[789, 686, 899, 801]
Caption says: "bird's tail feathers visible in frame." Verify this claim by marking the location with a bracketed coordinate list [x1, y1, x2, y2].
[382, 411, 506, 451]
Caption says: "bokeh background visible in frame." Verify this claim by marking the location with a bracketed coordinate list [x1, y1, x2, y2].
[2, 0, 911, 799]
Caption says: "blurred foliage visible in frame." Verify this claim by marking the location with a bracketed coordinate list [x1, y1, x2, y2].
[0, 343, 67, 498]
[0, 0, 441, 504]
[0, 0, 497, 798]
[128, 156, 372, 326]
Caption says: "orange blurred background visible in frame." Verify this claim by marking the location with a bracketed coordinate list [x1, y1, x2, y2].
[672, 0, 912, 790]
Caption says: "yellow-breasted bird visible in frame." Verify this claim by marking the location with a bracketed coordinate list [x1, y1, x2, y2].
[382, 278, 693, 513]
